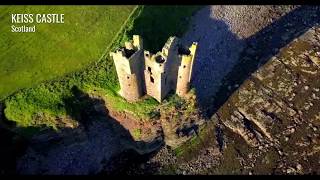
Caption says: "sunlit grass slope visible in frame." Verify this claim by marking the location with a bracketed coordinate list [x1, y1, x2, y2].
[0, 5, 135, 100]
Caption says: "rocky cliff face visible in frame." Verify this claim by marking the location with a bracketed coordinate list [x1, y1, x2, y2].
[214, 26, 320, 174]
[158, 93, 205, 148]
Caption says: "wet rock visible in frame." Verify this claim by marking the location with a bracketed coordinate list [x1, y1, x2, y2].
[296, 164, 302, 171]
[286, 167, 296, 174]
[290, 128, 296, 134]
[308, 55, 320, 66]
[284, 136, 290, 142]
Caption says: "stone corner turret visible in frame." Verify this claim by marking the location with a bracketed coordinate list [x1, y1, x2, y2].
[110, 35, 145, 102]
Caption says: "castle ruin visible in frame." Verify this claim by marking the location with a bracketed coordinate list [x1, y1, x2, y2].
[110, 35, 197, 102]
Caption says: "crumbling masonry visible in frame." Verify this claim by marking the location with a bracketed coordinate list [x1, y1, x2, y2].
[110, 35, 197, 102]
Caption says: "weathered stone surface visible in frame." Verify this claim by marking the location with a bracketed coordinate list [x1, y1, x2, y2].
[212, 26, 320, 174]
[159, 94, 205, 148]
[112, 35, 197, 103]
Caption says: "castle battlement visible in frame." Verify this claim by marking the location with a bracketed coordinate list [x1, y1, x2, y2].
[144, 52, 167, 72]
[111, 35, 197, 102]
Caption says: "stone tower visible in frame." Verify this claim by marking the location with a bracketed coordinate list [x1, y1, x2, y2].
[176, 42, 197, 96]
[144, 37, 180, 102]
[110, 35, 144, 102]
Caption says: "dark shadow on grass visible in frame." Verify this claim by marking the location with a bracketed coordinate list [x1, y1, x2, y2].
[126, 6, 201, 53]
[62, 86, 164, 175]
[0, 86, 164, 175]
[0, 102, 29, 174]
[0, 126, 28, 175]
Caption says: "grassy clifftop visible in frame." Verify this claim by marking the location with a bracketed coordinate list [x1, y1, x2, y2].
[0, 5, 135, 100]
[2, 6, 201, 134]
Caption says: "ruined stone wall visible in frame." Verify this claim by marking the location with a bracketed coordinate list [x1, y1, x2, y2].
[176, 42, 197, 96]
[176, 55, 192, 96]
[111, 35, 144, 102]
[118, 71, 142, 102]
[128, 50, 145, 97]
[112, 35, 197, 103]
[133, 35, 143, 50]
[112, 51, 143, 102]
[161, 37, 180, 100]
[143, 37, 182, 102]
[188, 42, 197, 82]
[144, 52, 164, 102]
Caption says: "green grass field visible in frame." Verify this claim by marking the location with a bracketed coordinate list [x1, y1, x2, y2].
[1, 6, 202, 133]
[0, 5, 135, 100]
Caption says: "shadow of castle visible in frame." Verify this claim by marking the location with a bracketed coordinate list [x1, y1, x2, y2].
[205, 5, 320, 117]
[179, 5, 320, 117]
[0, 86, 163, 175]
[125, 6, 320, 118]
